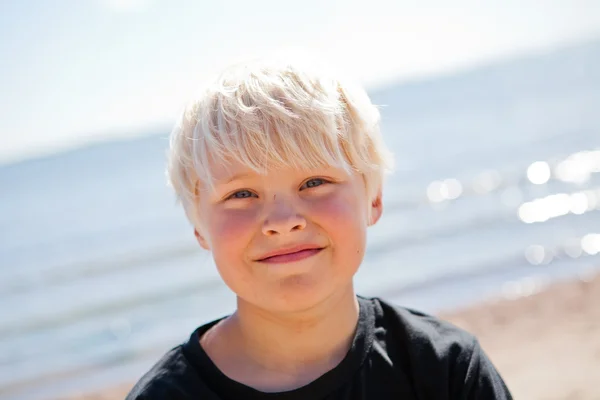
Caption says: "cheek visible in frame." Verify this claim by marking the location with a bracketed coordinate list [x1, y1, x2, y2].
[310, 189, 368, 238]
[208, 208, 258, 251]
[310, 190, 368, 276]
[205, 209, 259, 294]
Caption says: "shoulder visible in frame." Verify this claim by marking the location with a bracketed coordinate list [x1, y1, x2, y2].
[126, 321, 225, 400]
[125, 345, 203, 400]
[365, 297, 513, 399]
[369, 296, 478, 355]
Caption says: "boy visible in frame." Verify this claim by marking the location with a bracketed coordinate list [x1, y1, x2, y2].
[126, 56, 512, 399]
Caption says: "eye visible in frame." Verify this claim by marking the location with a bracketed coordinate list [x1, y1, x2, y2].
[227, 190, 257, 200]
[301, 178, 328, 190]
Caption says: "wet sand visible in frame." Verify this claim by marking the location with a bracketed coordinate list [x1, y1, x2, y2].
[61, 271, 600, 400]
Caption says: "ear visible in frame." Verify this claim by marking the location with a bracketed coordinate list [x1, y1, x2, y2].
[194, 228, 210, 250]
[368, 189, 383, 226]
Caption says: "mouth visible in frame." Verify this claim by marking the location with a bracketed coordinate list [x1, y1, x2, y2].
[256, 245, 324, 264]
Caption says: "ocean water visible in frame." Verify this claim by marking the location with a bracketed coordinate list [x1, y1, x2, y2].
[1, 40, 600, 399]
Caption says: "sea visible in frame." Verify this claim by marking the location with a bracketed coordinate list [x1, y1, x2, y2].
[1, 40, 599, 399]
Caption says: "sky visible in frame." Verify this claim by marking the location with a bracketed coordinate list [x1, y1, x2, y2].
[1, 0, 600, 164]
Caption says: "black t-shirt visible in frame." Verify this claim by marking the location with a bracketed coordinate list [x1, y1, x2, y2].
[126, 296, 512, 399]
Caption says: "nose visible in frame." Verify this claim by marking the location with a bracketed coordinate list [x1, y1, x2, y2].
[261, 200, 307, 236]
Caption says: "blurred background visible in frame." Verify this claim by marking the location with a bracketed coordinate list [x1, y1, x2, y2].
[1, 1, 600, 399]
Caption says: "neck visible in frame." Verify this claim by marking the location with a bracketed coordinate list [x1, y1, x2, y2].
[202, 284, 360, 390]
[237, 285, 359, 370]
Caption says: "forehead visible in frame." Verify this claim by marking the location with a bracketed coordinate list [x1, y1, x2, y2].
[209, 158, 259, 184]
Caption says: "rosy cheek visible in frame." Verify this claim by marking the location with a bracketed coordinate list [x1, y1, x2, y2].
[310, 190, 365, 227]
[210, 208, 257, 242]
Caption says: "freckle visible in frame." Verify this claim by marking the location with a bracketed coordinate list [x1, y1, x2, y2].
[273, 194, 276, 200]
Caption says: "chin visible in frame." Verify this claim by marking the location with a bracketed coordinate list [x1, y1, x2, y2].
[267, 277, 349, 314]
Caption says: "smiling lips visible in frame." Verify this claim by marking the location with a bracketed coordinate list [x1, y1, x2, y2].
[256, 245, 324, 264]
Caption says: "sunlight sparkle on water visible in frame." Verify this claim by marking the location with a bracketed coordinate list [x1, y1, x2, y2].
[524, 232, 600, 265]
[472, 170, 502, 194]
[564, 238, 584, 258]
[581, 234, 600, 256]
[554, 150, 600, 184]
[527, 161, 551, 185]
[524, 245, 552, 265]
[518, 189, 600, 224]
[427, 178, 463, 203]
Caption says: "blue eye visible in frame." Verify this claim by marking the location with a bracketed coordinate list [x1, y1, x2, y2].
[228, 190, 256, 199]
[302, 178, 327, 189]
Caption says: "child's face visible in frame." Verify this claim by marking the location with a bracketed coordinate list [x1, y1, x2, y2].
[194, 159, 383, 312]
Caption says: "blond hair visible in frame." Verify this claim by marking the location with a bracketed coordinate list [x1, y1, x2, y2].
[167, 57, 393, 227]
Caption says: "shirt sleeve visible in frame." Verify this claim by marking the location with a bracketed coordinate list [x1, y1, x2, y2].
[461, 340, 513, 400]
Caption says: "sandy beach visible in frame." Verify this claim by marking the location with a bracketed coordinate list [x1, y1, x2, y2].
[441, 271, 600, 400]
[61, 271, 600, 400]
